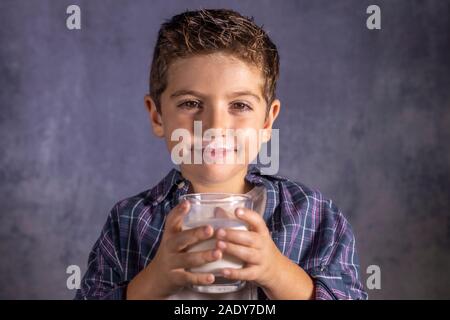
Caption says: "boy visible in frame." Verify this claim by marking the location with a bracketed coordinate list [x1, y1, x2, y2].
[75, 8, 367, 300]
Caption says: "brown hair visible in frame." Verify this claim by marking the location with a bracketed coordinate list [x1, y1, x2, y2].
[149, 8, 280, 113]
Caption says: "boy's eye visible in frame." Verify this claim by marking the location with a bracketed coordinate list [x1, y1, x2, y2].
[178, 100, 202, 110]
[177, 100, 252, 112]
[231, 102, 252, 112]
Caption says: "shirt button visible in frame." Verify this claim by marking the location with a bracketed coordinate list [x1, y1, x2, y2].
[178, 181, 185, 189]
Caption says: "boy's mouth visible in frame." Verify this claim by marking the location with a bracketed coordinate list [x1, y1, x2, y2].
[194, 146, 238, 155]
[193, 140, 237, 152]
[191, 139, 238, 162]
[206, 148, 234, 158]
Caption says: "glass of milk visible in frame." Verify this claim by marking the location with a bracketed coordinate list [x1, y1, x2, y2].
[180, 193, 253, 293]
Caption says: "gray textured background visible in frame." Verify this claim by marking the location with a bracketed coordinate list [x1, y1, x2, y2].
[1, 0, 449, 299]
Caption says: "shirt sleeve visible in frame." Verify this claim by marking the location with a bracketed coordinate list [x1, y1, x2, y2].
[74, 207, 128, 300]
[306, 201, 368, 300]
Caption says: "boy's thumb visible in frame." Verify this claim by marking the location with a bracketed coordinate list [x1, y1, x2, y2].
[166, 200, 190, 232]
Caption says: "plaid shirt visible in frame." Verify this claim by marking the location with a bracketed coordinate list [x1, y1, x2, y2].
[75, 165, 368, 300]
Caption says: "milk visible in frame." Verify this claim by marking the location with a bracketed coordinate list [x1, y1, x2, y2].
[182, 218, 248, 274]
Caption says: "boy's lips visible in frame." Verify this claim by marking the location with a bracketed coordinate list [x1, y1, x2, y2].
[206, 148, 234, 157]
[193, 147, 237, 155]
[191, 141, 238, 161]
[192, 140, 237, 152]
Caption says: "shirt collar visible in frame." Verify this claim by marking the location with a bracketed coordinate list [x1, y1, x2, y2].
[146, 167, 185, 206]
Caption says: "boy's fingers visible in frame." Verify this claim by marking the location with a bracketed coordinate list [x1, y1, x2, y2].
[170, 269, 215, 287]
[169, 225, 214, 252]
[215, 228, 260, 248]
[220, 265, 259, 281]
[234, 208, 268, 234]
[165, 200, 190, 234]
[216, 240, 260, 264]
[182, 271, 216, 287]
[173, 249, 222, 269]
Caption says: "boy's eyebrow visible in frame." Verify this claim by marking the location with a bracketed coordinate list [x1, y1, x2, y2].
[228, 90, 261, 102]
[170, 89, 261, 102]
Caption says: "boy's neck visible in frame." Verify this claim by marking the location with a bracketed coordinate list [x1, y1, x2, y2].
[182, 167, 253, 194]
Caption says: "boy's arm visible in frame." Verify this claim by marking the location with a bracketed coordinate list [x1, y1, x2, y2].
[214, 202, 367, 300]
[74, 207, 128, 300]
[261, 201, 367, 300]
[305, 203, 368, 300]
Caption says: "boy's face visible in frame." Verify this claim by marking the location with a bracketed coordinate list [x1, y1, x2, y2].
[145, 52, 280, 186]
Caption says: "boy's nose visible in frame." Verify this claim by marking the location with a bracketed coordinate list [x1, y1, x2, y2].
[201, 106, 231, 132]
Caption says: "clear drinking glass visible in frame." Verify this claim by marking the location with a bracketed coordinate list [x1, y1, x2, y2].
[180, 193, 253, 294]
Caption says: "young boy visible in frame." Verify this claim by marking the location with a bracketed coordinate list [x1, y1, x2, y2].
[75, 8, 367, 300]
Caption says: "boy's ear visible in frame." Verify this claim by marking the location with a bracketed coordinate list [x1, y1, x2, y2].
[262, 99, 281, 143]
[145, 95, 164, 137]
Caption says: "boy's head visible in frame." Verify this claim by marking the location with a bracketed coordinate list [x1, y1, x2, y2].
[145, 8, 281, 188]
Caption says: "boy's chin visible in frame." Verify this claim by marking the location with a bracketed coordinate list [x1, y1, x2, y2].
[181, 163, 247, 184]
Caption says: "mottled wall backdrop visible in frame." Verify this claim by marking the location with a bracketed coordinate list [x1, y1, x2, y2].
[0, 0, 449, 299]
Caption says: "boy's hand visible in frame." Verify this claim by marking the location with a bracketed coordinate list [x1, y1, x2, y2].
[126, 200, 223, 299]
[214, 207, 287, 291]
